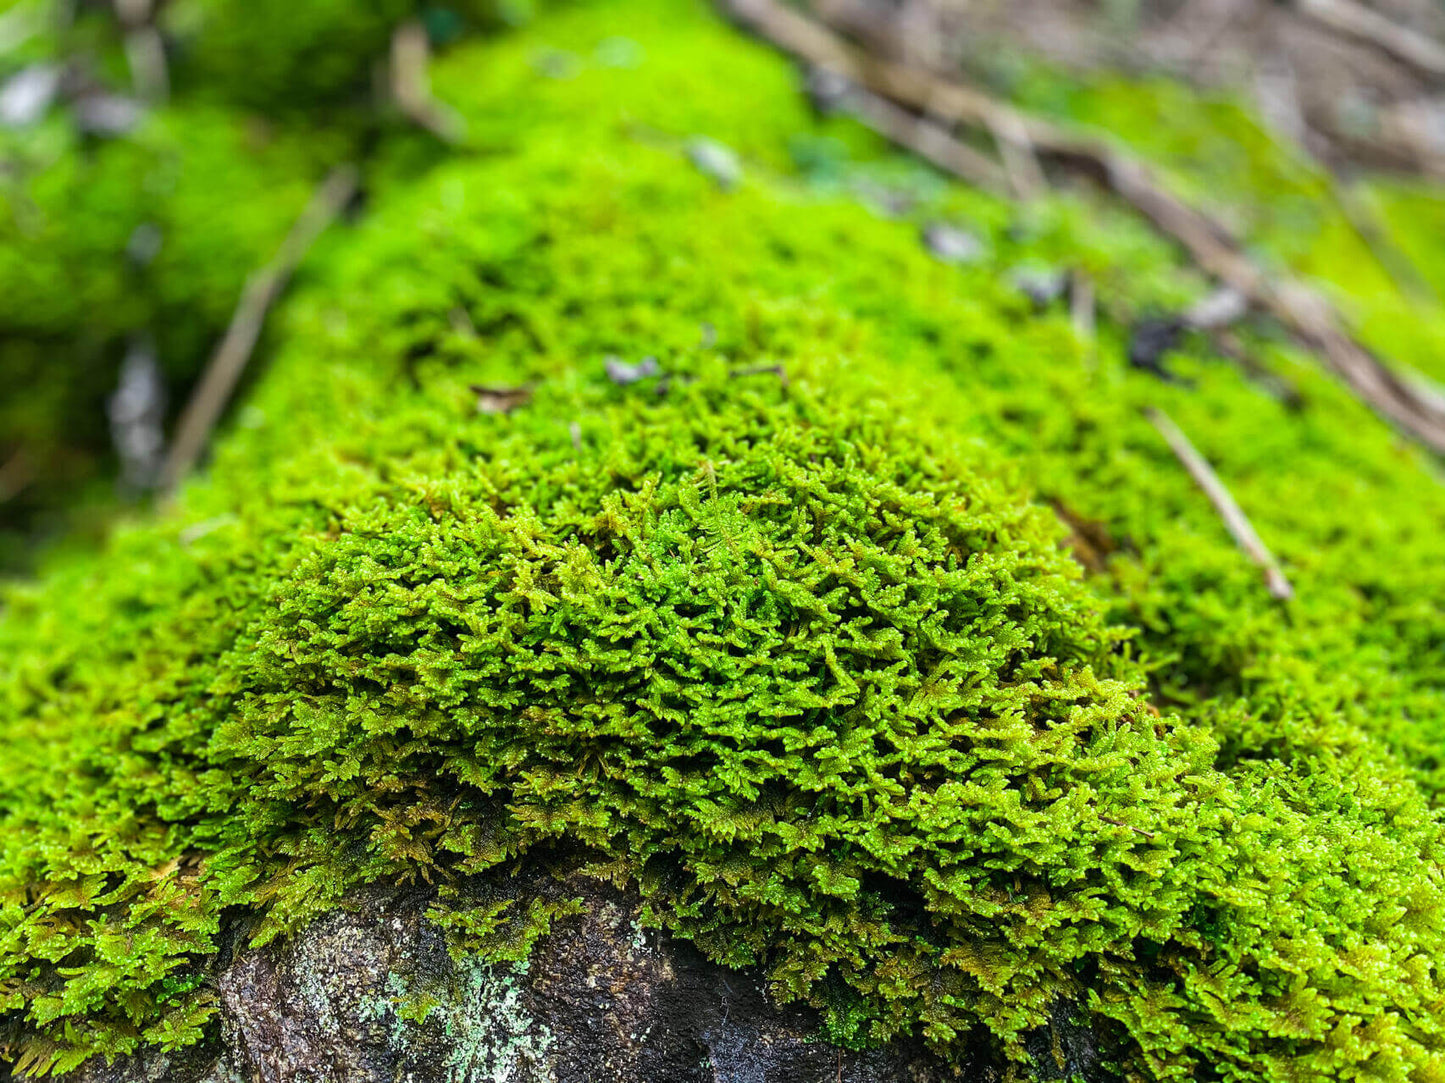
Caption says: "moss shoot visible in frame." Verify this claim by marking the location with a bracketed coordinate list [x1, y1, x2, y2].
[5, 1, 1445, 1081]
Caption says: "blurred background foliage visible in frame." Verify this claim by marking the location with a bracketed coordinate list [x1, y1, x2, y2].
[3, 0, 1445, 574]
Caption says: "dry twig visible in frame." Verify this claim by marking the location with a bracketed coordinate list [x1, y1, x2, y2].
[391, 19, 466, 144]
[471, 385, 534, 415]
[113, 0, 167, 101]
[1294, 0, 1445, 79]
[719, 0, 1445, 454]
[811, 72, 1007, 194]
[1251, 48, 1435, 304]
[986, 109, 1048, 202]
[158, 165, 359, 495]
[1331, 181, 1438, 304]
[1144, 406, 1293, 600]
[1209, 329, 1304, 409]
[1101, 815, 1157, 839]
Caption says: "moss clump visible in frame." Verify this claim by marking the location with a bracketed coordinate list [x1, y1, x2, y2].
[0, 104, 338, 565]
[163, 0, 533, 113]
[5, 1, 1445, 1081]
[0, 0, 478, 569]
[162, 0, 413, 111]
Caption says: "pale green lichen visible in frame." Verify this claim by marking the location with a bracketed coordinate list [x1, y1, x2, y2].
[358, 956, 555, 1082]
[443, 960, 556, 1083]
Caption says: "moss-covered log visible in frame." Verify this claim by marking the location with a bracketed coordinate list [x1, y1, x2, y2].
[5, 2, 1445, 1080]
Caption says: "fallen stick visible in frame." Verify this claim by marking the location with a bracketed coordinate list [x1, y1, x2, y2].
[1294, 0, 1445, 80]
[391, 19, 467, 144]
[1331, 179, 1438, 305]
[113, 0, 167, 101]
[157, 165, 359, 496]
[719, 0, 1445, 455]
[808, 70, 1006, 195]
[1251, 53, 1437, 304]
[986, 109, 1048, 202]
[1209, 329, 1304, 410]
[1144, 406, 1293, 600]
[1101, 815, 1156, 840]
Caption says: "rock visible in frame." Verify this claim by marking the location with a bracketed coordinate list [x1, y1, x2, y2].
[0, 64, 62, 128]
[1009, 265, 1068, 309]
[1182, 287, 1249, 331]
[72, 93, 146, 136]
[605, 354, 662, 385]
[57, 876, 993, 1083]
[1127, 316, 1190, 385]
[685, 138, 743, 191]
[921, 223, 985, 266]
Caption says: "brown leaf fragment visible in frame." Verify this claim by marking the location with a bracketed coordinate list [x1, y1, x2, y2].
[471, 384, 534, 415]
[1050, 499, 1119, 574]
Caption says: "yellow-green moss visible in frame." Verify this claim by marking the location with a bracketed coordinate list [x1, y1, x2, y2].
[4, 2, 1445, 1081]
[0, 98, 345, 567]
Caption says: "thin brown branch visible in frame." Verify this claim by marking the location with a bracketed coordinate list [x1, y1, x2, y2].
[1210, 329, 1304, 409]
[1256, 44, 1440, 299]
[158, 165, 359, 496]
[1144, 406, 1294, 600]
[719, 0, 1445, 455]
[1332, 181, 1438, 305]
[1378, 99, 1445, 178]
[113, 0, 167, 101]
[1251, 50, 1436, 304]
[391, 19, 466, 144]
[1100, 815, 1157, 840]
[816, 74, 1007, 195]
[986, 109, 1048, 202]
[470, 384, 533, 415]
[1294, 0, 1445, 80]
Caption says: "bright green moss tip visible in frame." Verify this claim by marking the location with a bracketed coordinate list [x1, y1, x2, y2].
[5, 1, 1445, 1081]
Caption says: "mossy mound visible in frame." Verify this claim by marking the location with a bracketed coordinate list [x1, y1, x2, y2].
[5, 1, 1445, 1081]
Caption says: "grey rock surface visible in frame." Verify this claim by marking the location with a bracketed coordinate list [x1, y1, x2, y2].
[54, 876, 1000, 1083]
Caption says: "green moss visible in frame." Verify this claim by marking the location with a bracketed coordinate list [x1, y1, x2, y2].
[427, 894, 585, 964]
[4, 1, 1445, 1081]
[162, 0, 536, 113]
[0, 97, 344, 567]
[997, 61, 1445, 387]
[0, 0, 530, 572]
[162, 0, 413, 111]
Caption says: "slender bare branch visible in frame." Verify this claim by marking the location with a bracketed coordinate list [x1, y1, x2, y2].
[113, 0, 167, 101]
[812, 72, 1007, 194]
[1210, 329, 1304, 409]
[1332, 180, 1438, 305]
[986, 109, 1048, 202]
[158, 165, 359, 496]
[719, 0, 1445, 455]
[1295, 0, 1445, 80]
[1101, 815, 1157, 839]
[1144, 406, 1293, 600]
[391, 20, 466, 144]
